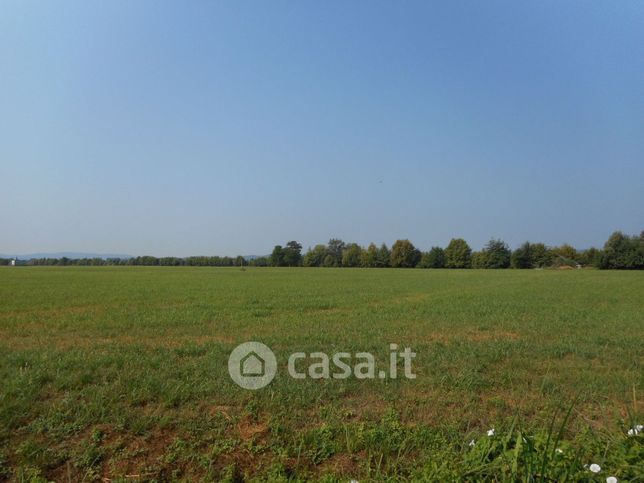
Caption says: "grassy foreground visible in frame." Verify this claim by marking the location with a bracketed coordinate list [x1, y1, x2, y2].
[0, 267, 642, 481]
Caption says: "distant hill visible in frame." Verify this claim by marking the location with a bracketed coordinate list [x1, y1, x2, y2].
[0, 252, 131, 260]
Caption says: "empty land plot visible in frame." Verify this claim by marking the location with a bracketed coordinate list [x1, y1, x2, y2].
[0, 267, 642, 481]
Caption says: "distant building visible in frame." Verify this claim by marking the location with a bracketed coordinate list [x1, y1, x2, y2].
[10, 259, 16, 266]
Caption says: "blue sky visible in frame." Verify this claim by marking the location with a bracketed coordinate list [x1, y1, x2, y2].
[1, 1, 642, 256]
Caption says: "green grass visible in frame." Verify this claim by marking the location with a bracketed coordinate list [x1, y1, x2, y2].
[0, 267, 642, 481]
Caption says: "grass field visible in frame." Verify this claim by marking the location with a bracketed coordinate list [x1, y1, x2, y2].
[0, 267, 642, 481]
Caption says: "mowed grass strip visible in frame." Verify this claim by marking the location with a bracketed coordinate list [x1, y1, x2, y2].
[0, 267, 642, 481]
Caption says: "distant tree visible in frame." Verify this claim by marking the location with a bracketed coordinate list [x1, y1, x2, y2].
[249, 256, 269, 267]
[549, 244, 580, 268]
[483, 239, 511, 268]
[138, 256, 159, 266]
[471, 250, 488, 269]
[270, 245, 285, 267]
[445, 238, 472, 268]
[282, 241, 303, 267]
[361, 243, 379, 267]
[417, 252, 431, 268]
[598, 231, 644, 269]
[530, 243, 551, 268]
[511, 242, 533, 269]
[552, 244, 579, 262]
[342, 243, 363, 267]
[303, 245, 328, 267]
[421, 247, 445, 268]
[322, 254, 336, 267]
[579, 247, 600, 267]
[234, 256, 246, 267]
[390, 240, 421, 268]
[326, 239, 345, 267]
[376, 243, 390, 267]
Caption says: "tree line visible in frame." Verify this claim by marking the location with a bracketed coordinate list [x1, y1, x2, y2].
[270, 231, 644, 270]
[0, 255, 248, 267]
[1, 231, 642, 269]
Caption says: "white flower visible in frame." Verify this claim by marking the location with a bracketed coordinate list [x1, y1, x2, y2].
[637, 424, 643, 431]
[589, 463, 601, 473]
[555, 448, 563, 454]
[627, 424, 642, 436]
[350, 480, 359, 483]
[487, 428, 495, 437]
[606, 477, 618, 483]
[468, 439, 475, 447]
[627, 428, 635, 436]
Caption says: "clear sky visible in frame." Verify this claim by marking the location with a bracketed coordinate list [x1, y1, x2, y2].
[1, 1, 642, 257]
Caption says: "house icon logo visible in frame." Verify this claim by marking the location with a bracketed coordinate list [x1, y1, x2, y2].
[228, 342, 277, 390]
[240, 351, 265, 377]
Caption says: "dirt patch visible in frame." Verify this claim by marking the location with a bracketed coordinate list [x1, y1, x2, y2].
[237, 418, 269, 440]
[317, 452, 361, 477]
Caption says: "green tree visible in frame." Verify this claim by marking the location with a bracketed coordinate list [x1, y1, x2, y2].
[303, 245, 328, 267]
[342, 243, 363, 267]
[511, 242, 533, 269]
[551, 244, 579, 263]
[423, 247, 445, 268]
[471, 250, 488, 269]
[531, 243, 551, 268]
[159, 257, 182, 266]
[249, 256, 269, 267]
[579, 247, 600, 267]
[390, 239, 421, 268]
[326, 239, 345, 267]
[322, 254, 336, 267]
[137, 256, 158, 266]
[270, 245, 285, 267]
[598, 231, 644, 269]
[483, 239, 511, 268]
[361, 243, 379, 267]
[282, 241, 303, 267]
[417, 252, 431, 268]
[376, 243, 390, 267]
[445, 238, 472, 268]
